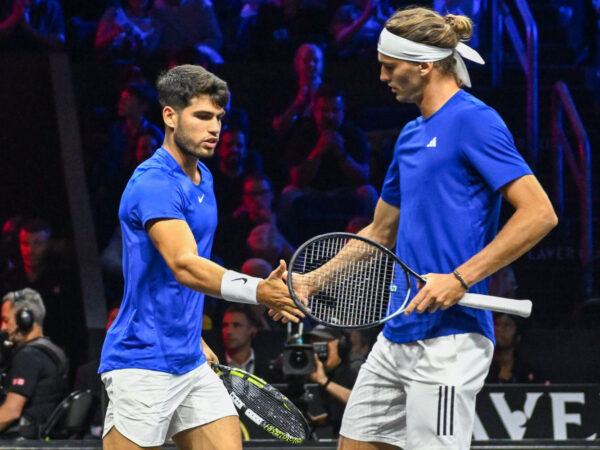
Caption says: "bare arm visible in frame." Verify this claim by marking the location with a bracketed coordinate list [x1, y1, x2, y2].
[147, 219, 303, 322]
[357, 197, 400, 248]
[405, 174, 558, 314]
[332, 0, 376, 47]
[0, 393, 26, 432]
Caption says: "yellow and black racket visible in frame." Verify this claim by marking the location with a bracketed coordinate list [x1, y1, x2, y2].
[211, 363, 309, 444]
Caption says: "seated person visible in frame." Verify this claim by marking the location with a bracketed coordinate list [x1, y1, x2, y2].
[305, 325, 359, 434]
[210, 127, 262, 218]
[0, 288, 68, 438]
[485, 313, 547, 384]
[0, 0, 65, 51]
[219, 304, 271, 378]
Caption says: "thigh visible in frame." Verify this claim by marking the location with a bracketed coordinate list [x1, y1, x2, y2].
[172, 416, 241, 450]
[339, 335, 408, 449]
[102, 369, 176, 447]
[405, 333, 493, 450]
[167, 363, 238, 442]
[103, 426, 162, 450]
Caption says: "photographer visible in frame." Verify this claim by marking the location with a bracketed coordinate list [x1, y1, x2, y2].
[304, 325, 360, 434]
[0, 288, 68, 438]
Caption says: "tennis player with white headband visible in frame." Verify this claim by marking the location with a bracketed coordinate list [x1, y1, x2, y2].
[338, 7, 556, 450]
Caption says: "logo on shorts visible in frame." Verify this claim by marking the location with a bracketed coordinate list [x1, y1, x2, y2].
[232, 277, 248, 284]
[12, 378, 25, 386]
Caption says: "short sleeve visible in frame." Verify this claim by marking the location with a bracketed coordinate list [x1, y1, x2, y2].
[380, 139, 401, 207]
[461, 107, 532, 192]
[7, 348, 43, 399]
[129, 170, 187, 228]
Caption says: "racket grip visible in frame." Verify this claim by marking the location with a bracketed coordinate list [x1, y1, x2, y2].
[458, 293, 532, 318]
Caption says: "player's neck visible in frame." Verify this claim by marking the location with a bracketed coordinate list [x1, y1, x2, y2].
[227, 346, 252, 365]
[417, 78, 460, 119]
[162, 137, 201, 183]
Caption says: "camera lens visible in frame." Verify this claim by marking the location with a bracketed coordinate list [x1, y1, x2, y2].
[289, 350, 309, 369]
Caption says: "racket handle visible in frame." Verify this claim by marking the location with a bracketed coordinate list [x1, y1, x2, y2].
[458, 293, 532, 318]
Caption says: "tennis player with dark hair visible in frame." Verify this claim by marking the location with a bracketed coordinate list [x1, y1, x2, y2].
[99, 64, 304, 450]
[337, 7, 557, 450]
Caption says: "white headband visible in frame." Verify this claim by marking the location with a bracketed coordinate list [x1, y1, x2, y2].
[377, 27, 484, 88]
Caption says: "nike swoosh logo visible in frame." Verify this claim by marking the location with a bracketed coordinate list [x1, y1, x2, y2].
[231, 277, 248, 284]
[198, 194, 205, 203]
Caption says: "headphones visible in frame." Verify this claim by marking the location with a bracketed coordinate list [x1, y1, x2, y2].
[13, 290, 34, 335]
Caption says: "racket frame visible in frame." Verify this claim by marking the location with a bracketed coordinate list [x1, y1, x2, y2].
[288, 232, 419, 329]
[210, 362, 310, 443]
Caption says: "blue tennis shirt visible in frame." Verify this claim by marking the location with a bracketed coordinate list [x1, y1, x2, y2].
[381, 90, 532, 345]
[99, 148, 217, 375]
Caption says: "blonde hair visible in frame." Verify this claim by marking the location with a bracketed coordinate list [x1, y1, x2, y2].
[385, 7, 474, 85]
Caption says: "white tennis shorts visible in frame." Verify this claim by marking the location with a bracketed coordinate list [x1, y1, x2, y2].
[339, 332, 493, 449]
[101, 362, 237, 447]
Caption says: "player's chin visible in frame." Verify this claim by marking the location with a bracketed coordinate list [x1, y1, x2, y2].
[196, 146, 215, 159]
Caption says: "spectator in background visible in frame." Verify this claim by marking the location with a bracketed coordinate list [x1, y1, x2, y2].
[280, 86, 377, 239]
[95, 0, 161, 61]
[211, 127, 261, 217]
[272, 43, 324, 136]
[91, 81, 163, 241]
[219, 304, 271, 378]
[485, 313, 547, 384]
[246, 223, 294, 268]
[331, 0, 393, 59]
[151, 0, 224, 65]
[305, 325, 359, 434]
[0, 0, 65, 51]
[1, 216, 23, 272]
[0, 289, 68, 438]
[107, 82, 163, 177]
[0, 219, 87, 375]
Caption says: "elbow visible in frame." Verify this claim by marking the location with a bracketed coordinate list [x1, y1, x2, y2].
[541, 205, 559, 233]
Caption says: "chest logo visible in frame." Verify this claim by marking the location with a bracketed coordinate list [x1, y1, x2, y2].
[426, 137, 437, 148]
[198, 193, 205, 203]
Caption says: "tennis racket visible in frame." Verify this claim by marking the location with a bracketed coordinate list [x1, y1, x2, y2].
[287, 232, 532, 329]
[211, 363, 309, 444]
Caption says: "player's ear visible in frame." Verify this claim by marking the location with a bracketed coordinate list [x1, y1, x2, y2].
[163, 106, 178, 129]
[419, 62, 434, 76]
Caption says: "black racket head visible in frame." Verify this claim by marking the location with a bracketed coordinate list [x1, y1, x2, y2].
[211, 363, 309, 443]
[288, 232, 415, 329]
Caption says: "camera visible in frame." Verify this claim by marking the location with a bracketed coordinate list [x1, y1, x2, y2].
[280, 342, 329, 377]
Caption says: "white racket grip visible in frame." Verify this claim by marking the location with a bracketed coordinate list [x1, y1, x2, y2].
[458, 293, 532, 318]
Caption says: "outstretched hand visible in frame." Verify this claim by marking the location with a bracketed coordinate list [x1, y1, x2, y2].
[258, 260, 305, 323]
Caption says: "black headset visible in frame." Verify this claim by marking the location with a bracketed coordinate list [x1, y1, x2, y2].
[13, 290, 34, 334]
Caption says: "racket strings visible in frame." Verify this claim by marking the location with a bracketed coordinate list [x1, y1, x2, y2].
[225, 375, 306, 438]
[291, 236, 405, 326]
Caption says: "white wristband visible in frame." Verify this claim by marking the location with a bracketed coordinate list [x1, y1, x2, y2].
[220, 270, 260, 305]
